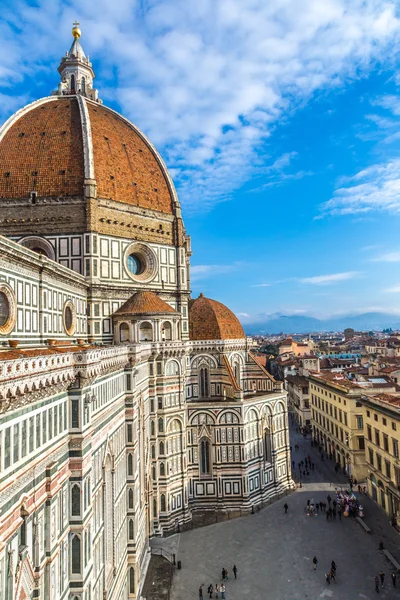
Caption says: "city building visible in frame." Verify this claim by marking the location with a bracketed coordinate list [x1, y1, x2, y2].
[361, 394, 400, 527]
[0, 25, 292, 600]
[360, 394, 400, 528]
[285, 374, 311, 431]
[278, 337, 314, 356]
[309, 372, 397, 481]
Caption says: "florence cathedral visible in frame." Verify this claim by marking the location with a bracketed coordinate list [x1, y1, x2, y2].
[0, 24, 292, 600]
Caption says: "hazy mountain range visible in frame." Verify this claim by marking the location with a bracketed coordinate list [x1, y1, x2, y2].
[243, 312, 400, 335]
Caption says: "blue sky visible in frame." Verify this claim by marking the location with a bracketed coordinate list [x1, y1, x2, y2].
[2, 0, 400, 324]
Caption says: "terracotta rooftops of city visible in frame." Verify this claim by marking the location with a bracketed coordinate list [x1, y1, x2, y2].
[363, 393, 400, 410]
[114, 291, 177, 316]
[189, 294, 245, 341]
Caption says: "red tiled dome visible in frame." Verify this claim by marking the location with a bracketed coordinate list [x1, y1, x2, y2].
[189, 294, 245, 340]
[114, 291, 177, 316]
[0, 96, 175, 214]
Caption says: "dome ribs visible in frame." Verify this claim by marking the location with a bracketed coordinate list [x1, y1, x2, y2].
[86, 101, 173, 213]
[0, 97, 84, 199]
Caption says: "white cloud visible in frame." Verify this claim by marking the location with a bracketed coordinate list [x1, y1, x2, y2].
[299, 271, 360, 285]
[371, 251, 400, 262]
[320, 159, 400, 217]
[385, 285, 400, 293]
[250, 283, 272, 288]
[2, 1, 400, 211]
[190, 264, 236, 281]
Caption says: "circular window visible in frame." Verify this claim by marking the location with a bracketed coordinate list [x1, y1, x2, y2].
[127, 254, 144, 276]
[124, 243, 158, 283]
[63, 300, 77, 336]
[0, 284, 16, 336]
[0, 292, 9, 326]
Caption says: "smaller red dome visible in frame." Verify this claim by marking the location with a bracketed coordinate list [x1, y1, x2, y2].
[114, 291, 177, 316]
[189, 294, 245, 341]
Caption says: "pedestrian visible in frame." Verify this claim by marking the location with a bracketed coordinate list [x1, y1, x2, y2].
[380, 571, 385, 587]
[225, 569, 228, 581]
[315, 502, 319, 513]
[215, 584, 219, 599]
[330, 569, 336, 583]
[313, 556, 318, 570]
[307, 499, 310, 506]
[392, 572, 397, 587]
[284, 503, 288, 513]
[332, 508, 336, 519]
[199, 585, 204, 600]
[221, 568, 225, 580]
[375, 575, 380, 593]
[233, 565, 237, 579]
[325, 572, 331, 584]
[331, 561, 336, 573]
[319, 501, 323, 511]
[220, 584, 225, 599]
[327, 495, 332, 506]
[208, 584, 213, 599]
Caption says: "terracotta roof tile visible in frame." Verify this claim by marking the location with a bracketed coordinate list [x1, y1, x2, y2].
[0, 98, 84, 198]
[189, 294, 245, 341]
[114, 291, 177, 316]
[87, 102, 174, 213]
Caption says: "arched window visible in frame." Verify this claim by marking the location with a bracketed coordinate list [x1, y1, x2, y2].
[158, 418, 164, 433]
[71, 535, 81, 573]
[150, 420, 155, 436]
[128, 488, 134, 509]
[264, 428, 272, 462]
[71, 484, 81, 516]
[20, 507, 28, 547]
[81, 77, 86, 93]
[166, 360, 180, 376]
[120, 323, 129, 342]
[160, 462, 165, 476]
[151, 445, 155, 459]
[160, 494, 166, 512]
[200, 438, 211, 474]
[159, 441, 165, 455]
[152, 466, 156, 480]
[139, 322, 153, 342]
[199, 367, 209, 398]
[161, 321, 172, 341]
[153, 498, 157, 517]
[233, 362, 240, 385]
[129, 567, 135, 594]
[127, 454, 133, 476]
[70, 74, 76, 93]
[128, 519, 134, 540]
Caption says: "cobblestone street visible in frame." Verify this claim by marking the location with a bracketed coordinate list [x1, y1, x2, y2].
[168, 421, 400, 600]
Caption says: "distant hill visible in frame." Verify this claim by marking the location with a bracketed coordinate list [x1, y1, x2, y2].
[243, 312, 400, 334]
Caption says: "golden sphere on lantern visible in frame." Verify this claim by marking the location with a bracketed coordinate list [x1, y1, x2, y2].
[72, 22, 81, 39]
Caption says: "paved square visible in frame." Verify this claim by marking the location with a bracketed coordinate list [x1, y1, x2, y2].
[168, 427, 400, 600]
[170, 487, 398, 600]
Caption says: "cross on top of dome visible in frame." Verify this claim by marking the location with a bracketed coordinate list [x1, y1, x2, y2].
[53, 22, 101, 103]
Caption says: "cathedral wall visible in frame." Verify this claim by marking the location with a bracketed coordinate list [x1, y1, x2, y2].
[0, 236, 87, 347]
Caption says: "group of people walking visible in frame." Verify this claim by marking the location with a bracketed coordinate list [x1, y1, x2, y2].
[312, 556, 337, 584]
[374, 571, 397, 592]
[200, 565, 238, 599]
